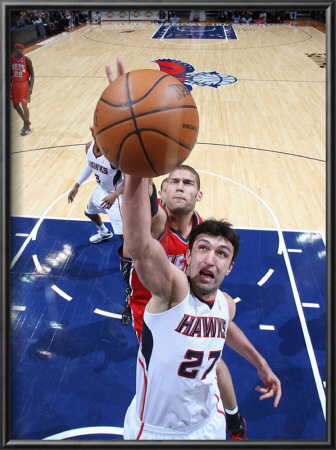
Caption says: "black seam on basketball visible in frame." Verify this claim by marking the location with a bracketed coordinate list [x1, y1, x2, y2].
[99, 73, 172, 108]
[136, 129, 194, 151]
[94, 105, 198, 137]
[125, 72, 160, 176]
[100, 98, 130, 108]
[116, 130, 159, 177]
[128, 72, 172, 104]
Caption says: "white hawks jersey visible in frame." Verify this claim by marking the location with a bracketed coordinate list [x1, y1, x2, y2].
[86, 141, 123, 193]
[135, 287, 229, 431]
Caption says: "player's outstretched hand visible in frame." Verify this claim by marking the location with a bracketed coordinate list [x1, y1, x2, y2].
[255, 364, 282, 408]
[68, 185, 79, 203]
[105, 57, 124, 84]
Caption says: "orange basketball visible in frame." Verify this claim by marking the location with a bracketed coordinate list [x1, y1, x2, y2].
[93, 69, 199, 177]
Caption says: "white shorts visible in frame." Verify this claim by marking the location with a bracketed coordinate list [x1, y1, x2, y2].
[123, 395, 226, 440]
[85, 186, 123, 235]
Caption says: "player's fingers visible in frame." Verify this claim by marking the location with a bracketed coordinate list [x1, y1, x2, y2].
[255, 385, 267, 394]
[105, 64, 114, 83]
[255, 385, 274, 401]
[273, 385, 282, 408]
[116, 56, 124, 77]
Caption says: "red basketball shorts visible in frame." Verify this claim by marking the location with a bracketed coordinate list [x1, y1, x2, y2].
[11, 81, 29, 104]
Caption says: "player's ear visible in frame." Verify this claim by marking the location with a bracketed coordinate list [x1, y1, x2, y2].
[186, 248, 191, 265]
[225, 261, 234, 276]
[196, 190, 203, 201]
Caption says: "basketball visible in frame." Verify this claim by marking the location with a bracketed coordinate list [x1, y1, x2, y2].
[93, 69, 199, 177]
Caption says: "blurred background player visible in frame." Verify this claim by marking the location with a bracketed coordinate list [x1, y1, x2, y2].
[158, 177, 168, 206]
[11, 43, 34, 136]
[68, 126, 124, 243]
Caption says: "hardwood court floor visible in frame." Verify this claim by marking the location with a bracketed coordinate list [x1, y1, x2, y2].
[10, 19, 326, 235]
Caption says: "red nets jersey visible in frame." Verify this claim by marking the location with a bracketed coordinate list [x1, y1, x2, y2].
[128, 206, 202, 340]
[159, 209, 202, 272]
[11, 55, 29, 82]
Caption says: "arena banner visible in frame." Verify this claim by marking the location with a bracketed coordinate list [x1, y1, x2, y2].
[129, 10, 162, 20]
[99, 10, 164, 21]
[100, 10, 130, 21]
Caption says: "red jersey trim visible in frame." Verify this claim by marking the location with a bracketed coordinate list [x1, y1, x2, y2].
[158, 210, 202, 244]
[215, 393, 225, 416]
[137, 356, 148, 439]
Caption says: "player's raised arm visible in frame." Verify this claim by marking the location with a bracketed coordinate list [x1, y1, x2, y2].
[122, 174, 187, 312]
[225, 321, 282, 407]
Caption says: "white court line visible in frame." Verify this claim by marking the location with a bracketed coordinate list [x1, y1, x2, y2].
[32, 254, 43, 272]
[51, 285, 72, 302]
[10, 178, 94, 270]
[197, 169, 326, 419]
[37, 32, 68, 45]
[197, 170, 286, 255]
[302, 303, 320, 308]
[15, 233, 29, 237]
[27, 27, 84, 55]
[257, 269, 274, 286]
[158, 24, 229, 46]
[94, 308, 122, 319]
[43, 426, 123, 440]
[288, 249, 303, 253]
[12, 305, 26, 311]
[259, 325, 275, 331]
[234, 297, 241, 303]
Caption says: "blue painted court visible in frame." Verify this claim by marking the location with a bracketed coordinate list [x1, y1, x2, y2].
[10, 216, 326, 440]
[152, 24, 238, 40]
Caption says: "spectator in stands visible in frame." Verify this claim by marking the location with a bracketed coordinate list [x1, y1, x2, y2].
[65, 10, 75, 28]
[258, 11, 267, 23]
[157, 10, 166, 24]
[241, 11, 253, 24]
[81, 10, 91, 24]
[168, 11, 179, 23]
[17, 14, 28, 27]
[92, 11, 102, 24]
[59, 11, 67, 30]
[231, 11, 241, 23]
[42, 11, 57, 35]
[11, 13, 21, 28]
[32, 12, 43, 24]
[218, 11, 228, 22]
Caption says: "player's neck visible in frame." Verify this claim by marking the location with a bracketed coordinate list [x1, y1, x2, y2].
[190, 282, 218, 303]
[167, 210, 195, 239]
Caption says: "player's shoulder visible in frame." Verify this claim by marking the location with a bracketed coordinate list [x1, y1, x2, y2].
[85, 141, 92, 154]
[25, 55, 32, 65]
[220, 291, 236, 321]
[194, 209, 202, 221]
